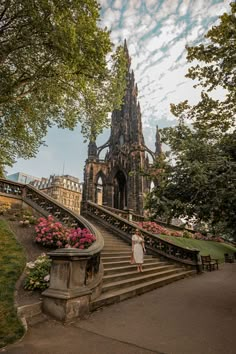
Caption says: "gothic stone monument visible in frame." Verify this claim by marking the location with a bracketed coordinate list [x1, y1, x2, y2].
[82, 42, 161, 215]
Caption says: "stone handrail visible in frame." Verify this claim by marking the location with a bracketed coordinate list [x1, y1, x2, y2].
[0, 178, 24, 197]
[0, 178, 104, 321]
[83, 201, 201, 272]
[0, 178, 104, 253]
[101, 205, 145, 222]
[102, 204, 195, 233]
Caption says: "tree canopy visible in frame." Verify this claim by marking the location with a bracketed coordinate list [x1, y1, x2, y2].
[145, 3, 236, 239]
[0, 0, 127, 176]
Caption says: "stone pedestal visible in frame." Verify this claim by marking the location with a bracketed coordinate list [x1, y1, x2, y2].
[42, 249, 92, 322]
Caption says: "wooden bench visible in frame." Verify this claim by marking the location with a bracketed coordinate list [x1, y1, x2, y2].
[201, 255, 219, 271]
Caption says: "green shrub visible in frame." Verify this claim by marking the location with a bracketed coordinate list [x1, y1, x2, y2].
[183, 230, 192, 239]
[0, 202, 11, 215]
[19, 214, 37, 227]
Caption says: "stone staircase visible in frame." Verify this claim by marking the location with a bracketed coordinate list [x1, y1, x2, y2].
[90, 221, 195, 311]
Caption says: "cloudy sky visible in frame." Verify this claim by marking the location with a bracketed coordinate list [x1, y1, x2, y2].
[7, 0, 230, 181]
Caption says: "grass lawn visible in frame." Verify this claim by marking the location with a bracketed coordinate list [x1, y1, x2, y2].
[158, 234, 236, 262]
[0, 219, 26, 348]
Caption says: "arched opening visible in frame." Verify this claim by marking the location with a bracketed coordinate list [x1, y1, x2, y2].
[96, 176, 103, 205]
[150, 180, 155, 192]
[113, 170, 127, 210]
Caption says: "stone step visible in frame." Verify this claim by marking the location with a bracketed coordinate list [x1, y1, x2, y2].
[105, 236, 128, 242]
[103, 265, 177, 283]
[102, 268, 185, 293]
[103, 261, 168, 275]
[101, 251, 133, 257]
[91, 270, 195, 311]
[102, 247, 131, 252]
[102, 235, 124, 239]
[103, 258, 159, 268]
[102, 235, 128, 239]
[27, 313, 48, 327]
[103, 240, 130, 245]
[102, 231, 123, 236]
[103, 246, 130, 250]
[104, 240, 131, 247]
[101, 255, 153, 262]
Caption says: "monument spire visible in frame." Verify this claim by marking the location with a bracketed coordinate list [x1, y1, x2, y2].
[155, 125, 162, 156]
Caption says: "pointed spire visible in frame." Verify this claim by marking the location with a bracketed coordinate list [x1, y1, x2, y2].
[155, 125, 162, 156]
[124, 39, 131, 71]
[88, 140, 97, 160]
[124, 39, 128, 54]
[137, 101, 141, 113]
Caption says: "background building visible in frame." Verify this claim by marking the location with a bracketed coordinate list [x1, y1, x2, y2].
[31, 175, 82, 214]
[7, 172, 41, 184]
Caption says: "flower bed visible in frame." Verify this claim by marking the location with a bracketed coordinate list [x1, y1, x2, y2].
[24, 254, 51, 291]
[34, 215, 96, 249]
[138, 221, 181, 237]
[0, 202, 11, 215]
[138, 221, 224, 242]
[19, 214, 37, 227]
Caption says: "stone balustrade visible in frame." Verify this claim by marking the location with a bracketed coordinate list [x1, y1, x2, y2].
[82, 201, 201, 272]
[0, 178, 104, 322]
[0, 178, 201, 322]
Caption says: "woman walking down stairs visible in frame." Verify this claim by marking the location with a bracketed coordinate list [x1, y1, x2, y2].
[88, 221, 195, 310]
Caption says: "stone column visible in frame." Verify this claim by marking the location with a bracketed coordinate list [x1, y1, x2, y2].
[42, 249, 92, 322]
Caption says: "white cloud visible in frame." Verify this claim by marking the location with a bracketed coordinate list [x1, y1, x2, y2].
[99, 0, 110, 9]
[145, 0, 158, 12]
[102, 8, 122, 29]
[178, 0, 191, 16]
[9, 0, 230, 181]
[158, 0, 179, 17]
[113, 0, 123, 10]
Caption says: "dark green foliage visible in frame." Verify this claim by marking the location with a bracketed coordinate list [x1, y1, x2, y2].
[145, 3, 236, 240]
[0, 0, 127, 171]
[0, 220, 26, 348]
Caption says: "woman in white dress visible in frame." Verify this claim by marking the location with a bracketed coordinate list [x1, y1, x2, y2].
[132, 229, 146, 272]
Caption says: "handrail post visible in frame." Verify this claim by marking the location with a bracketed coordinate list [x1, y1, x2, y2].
[195, 250, 202, 273]
[42, 249, 92, 322]
[127, 209, 133, 222]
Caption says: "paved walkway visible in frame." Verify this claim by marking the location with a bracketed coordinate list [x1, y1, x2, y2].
[2, 264, 236, 354]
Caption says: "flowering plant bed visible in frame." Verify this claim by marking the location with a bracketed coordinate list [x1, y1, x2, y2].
[35, 215, 96, 249]
[19, 214, 37, 227]
[138, 221, 182, 237]
[0, 202, 11, 215]
[138, 221, 225, 242]
[24, 253, 51, 291]
[66, 227, 96, 249]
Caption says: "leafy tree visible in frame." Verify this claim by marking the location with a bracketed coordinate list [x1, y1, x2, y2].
[0, 0, 127, 176]
[145, 3, 236, 239]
